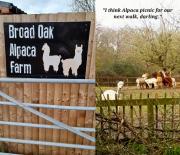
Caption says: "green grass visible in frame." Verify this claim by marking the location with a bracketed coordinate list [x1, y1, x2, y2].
[165, 146, 180, 155]
[96, 139, 180, 155]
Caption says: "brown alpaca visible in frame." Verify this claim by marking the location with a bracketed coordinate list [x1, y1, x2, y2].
[156, 72, 163, 89]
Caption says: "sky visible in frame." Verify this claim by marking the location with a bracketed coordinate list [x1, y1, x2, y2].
[2, 0, 180, 29]
[2, 0, 72, 14]
[96, 0, 180, 29]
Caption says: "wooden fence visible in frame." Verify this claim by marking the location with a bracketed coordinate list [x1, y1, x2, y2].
[96, 93, 180, 141]
[0, 13, 95, 155]
[96, 75, 180, 87]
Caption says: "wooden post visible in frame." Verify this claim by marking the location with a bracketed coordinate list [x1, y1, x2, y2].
[163, 92, 167, 138]
[155, 93, 158, 135]
[147, 93, 154, 138]
[122, 94, 125, 137]
[107, 94, 112, 138]
[171, 92, 175, 139]
[100, 98, 104, 132]
[130, 94, 133, 137]
[115, 93, 119, 140]
[139, 93, 142, 136]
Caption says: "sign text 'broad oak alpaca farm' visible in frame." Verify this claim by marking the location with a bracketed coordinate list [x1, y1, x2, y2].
[4, 22, 91, 78]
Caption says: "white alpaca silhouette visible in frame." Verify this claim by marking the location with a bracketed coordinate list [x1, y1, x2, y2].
[61, 44, 83, 76]
[42, 43, 61, 72]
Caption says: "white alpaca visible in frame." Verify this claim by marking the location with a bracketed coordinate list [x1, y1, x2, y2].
[101, 81, 124, 100]
[145, 78, 157, 89]
[42, 43, 61, 72]
[101, 90, 118, 100]
[117, 81, 124, 92]
[136, 73, 148, 89]
[61, 44, 83, 76]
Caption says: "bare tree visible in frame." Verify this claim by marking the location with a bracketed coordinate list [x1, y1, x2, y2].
[71, 0, 95, 12]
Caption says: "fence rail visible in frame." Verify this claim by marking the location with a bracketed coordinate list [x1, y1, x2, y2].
[0, 78, 96, 84]
[96, 75, 180, 87]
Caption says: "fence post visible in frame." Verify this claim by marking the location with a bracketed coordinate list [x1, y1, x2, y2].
[139, 93, 142, 137]
[171, 92, 175, 139]
[155, 93, 158, 136]
[126, 78, 128, 87]
[99, 96, 104, 134]
[130, 94, 134, 137]
[163, 92, 167, 138]
[107, 94, 112, 138]
[115, 94, 119, 141]
[147, 93, 154, 138]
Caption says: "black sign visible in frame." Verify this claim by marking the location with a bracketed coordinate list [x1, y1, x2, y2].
[4, 22, 91, 78]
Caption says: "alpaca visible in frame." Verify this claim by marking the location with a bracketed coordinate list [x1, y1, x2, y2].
[168, 72, 176, 88]
[117, 81, 124, 92]
[152, 71, 175, 88]
[101, 81, 124, 100]
[136, 78, 145, 89]
[42, 43, 61, 72]
[61, 44, 83, 76]
[157, 76, 163, 88]
[101, 90, 118, 100]
[157, 77, 176, 88]
[156, 72, 163, 89]
[136, 73, 148, 89]
[145, 78, 157, 89]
